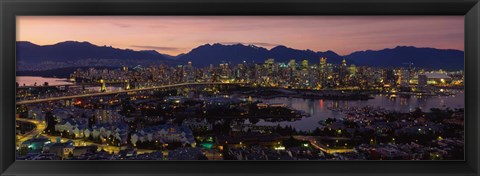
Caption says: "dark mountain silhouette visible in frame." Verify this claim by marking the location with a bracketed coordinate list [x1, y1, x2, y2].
[268, 45, 343, 64]
[16, 41, 464, 71]
[138, 50, 162, 56]
[344, 46, 464, 70]
[178, 43, 270, 65]
[16, 41, 181, 71]
[180, 43, 463, 70]
[178, 43, 342, 66]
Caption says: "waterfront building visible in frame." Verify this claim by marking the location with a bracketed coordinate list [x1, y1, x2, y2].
[423, 72, 452, 85]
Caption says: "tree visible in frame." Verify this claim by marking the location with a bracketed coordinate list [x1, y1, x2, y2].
[45, 111, 57, 133]
[18, 147, 29, 156]
[130, 134, 138, 146]
[165, 142, 183, 150]
[88, 115, 96, 128]
[16, 105, 28, 118]
[248, 117, 259, 124]
[68, 152, 74, 159]
[198, 155, 208, 160]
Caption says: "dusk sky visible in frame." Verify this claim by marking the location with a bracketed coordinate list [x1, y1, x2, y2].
[17, 16, 464, 56]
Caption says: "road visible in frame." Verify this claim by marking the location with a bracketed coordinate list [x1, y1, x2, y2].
[16, 82, 243, 105]
[293, 135, 354, 154]
[16, 118, 46, 146]
[15, 118, 156, 154]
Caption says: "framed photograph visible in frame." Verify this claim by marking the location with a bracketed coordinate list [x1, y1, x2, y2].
[1, 0, 479, 175]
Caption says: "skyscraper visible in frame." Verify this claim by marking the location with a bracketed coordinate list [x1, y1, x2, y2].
[319, 57, 328, 88]
[339, 59, 348, 86]
[301, 60, 309, 70]
[288, 59, 297, 70]
[418, 74, 428, 89]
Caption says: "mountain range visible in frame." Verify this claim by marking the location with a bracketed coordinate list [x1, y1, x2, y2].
[16, 41, 181, 71]
[177, 43, 344, 66]
[16, 41, 464, 71]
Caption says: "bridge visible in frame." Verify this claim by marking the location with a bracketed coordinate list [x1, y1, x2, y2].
[16, 82, 246, 105]
[16, 118, 45, 146]
[293, 135, 354, 154]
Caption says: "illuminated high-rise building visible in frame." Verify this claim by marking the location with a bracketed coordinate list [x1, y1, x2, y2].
[264, 59, 275, 72]
[348, 64, 357, 77]
[297, 60, 309, 88]
[287, 59, 297, 85]
[397, 69, 410, 87]
[320, 57, 327, 69]
[288, 59, 296, 70]
[265, 58, 275, 65]
[383, 69, 396, 85]
[301, 60, 309, 70]
[339, 59, 348, 86]
[417, 74, 428, 88]
[219, 63, 231, 82]
[319, 57, 328, 88]
[184, 61, 195, 83]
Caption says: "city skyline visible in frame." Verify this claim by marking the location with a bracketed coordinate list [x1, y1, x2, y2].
[17, 16, 464, 56]
[16, 39, 465, 72]
[15, 16, 465, 161]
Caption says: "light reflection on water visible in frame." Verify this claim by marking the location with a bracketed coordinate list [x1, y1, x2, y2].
[251, 91, 464, 131]
[16, 76, 72, 86]
[16, 77, 464, 131]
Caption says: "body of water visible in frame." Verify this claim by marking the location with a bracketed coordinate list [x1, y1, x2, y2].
[16, 76, 72, 87]
[17, 77, 465, 132]
[252, 91, 465, 131]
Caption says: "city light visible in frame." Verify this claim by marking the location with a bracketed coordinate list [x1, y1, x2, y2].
[15, 19, 464, 161]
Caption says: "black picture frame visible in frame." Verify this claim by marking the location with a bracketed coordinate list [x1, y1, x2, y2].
[1, 0, 479, 175]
